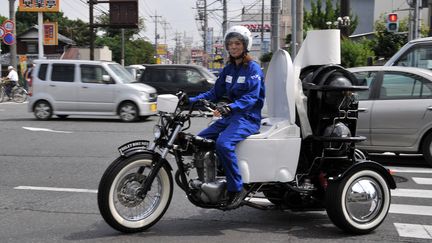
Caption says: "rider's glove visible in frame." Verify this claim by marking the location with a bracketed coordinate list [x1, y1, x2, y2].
[216, 104, 232, 116]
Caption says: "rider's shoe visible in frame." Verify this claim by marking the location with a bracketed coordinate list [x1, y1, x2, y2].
[225, 188, 248, 210]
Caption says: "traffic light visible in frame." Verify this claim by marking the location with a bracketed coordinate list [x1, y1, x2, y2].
[386, 13, 399, 32]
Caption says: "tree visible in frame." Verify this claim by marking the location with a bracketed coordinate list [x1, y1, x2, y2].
[303, 0, 358, 35]
[341, 38, 374, 67]
[95, 13, 155, 64]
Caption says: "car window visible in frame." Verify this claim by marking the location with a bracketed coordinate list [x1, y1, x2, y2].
[51, 64, 75, 82]
[352, 71, 378, 100]
[37, 64, 48, 81]
[380, 72, 432, 99]
[107, 63, 134, 83]
[180, 69, 204, 84]
[80, 65, 109, 84]
[395, 45, 432, 69]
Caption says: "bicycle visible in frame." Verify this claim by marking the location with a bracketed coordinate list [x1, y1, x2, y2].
[0, 80, 28, 103]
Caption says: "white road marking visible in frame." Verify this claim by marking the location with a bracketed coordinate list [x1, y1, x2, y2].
[386, 166, 432, 174]
[390, 204, 432, 216]
[14, 186, 97, 193]
[394, 223, 432, 239]
[392, 188, 432, 199]
[412, 177, 432, 185]
[22, 126, 73, 134]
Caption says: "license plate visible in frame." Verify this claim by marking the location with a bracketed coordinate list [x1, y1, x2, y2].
[150, 103, 157, 112]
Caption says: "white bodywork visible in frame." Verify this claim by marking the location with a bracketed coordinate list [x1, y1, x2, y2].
[236, 50, 301, 183]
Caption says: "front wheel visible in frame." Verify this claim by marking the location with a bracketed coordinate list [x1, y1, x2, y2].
[326, 168, 391, 234]
[12, 87, 28, 103]
[422, 132, 432, 167]
[98, 153, 173, 233]
[118, 102, 139, 122]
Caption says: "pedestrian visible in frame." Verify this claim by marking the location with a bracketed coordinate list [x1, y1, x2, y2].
[24, 63, 36, 90]
[187, 25, 265, 209]
[2, 66, 19, 100]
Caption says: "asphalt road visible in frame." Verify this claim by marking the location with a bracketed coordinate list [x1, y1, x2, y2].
[1, 102, 432, 243]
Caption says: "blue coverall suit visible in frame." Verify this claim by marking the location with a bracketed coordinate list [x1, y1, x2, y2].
[190, 61, 265, 192]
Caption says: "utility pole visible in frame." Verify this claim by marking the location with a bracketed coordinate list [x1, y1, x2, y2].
[151, 12, 162, 62]
[340, 0, 350, 37]
[270, 0, 280, 53]
[428, 0, 432, 36]
[295, 0, 303, 50]
[222, 0, 227, 36]
[203, 0, 208, 68]
[261, 0, 264, 54]
[9, 0, 17, 68]
[89, 0, 95, 60]
[291, 0, 296, 57]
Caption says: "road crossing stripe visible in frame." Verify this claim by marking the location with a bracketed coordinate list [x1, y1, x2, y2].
[390, 204, 432, 216]
[394, 223, 432, 239]
[392, 188, 432, 199]
[386, 166, 432, 174]
[14, 186, 97, 193]
[412, 177, 432, 185]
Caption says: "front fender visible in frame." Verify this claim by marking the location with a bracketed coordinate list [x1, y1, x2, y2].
[328, 160, 396, 189]
[117, 140, 173, 171]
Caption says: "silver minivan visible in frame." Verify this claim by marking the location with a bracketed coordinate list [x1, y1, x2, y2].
[28, 60, 158, 122]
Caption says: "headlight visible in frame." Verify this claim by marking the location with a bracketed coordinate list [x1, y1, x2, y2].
[153, 125, 162, 139]
[140, 92, 150, 101]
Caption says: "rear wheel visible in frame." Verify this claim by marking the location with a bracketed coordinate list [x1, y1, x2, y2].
[34, 101, 52, 120]
[0, 87, 5, 102]
[326, 168, 391, 234]
[118, 102, 139, 122]
[98, 154, 173, 233]
[422, 132, 432, 167]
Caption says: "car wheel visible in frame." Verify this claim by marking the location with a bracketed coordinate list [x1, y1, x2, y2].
[422, 132, 432, 167]
[34, 101, 52, 120]
[118, 102, 139, 122]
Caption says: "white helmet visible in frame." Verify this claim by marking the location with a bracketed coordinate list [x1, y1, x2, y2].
[224, 25, 252, 52]
[7, 66, 13, 70]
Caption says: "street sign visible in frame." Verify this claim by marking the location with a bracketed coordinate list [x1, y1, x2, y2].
[43, 22, 58, 45]
[18, 0, 60, 12]
[3, 20, 14, 32]
[0, 26, 5, 38]
[3, 32, 15, 45]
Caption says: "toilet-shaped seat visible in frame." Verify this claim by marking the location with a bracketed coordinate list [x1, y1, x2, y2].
[236, 49, 301, 183]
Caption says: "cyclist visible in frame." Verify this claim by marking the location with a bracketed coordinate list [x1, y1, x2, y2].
[2, 66, 19, 100]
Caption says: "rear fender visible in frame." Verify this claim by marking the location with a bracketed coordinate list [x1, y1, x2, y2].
[328, 160, 396, 189]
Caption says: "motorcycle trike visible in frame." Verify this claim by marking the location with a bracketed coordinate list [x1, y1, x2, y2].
[97, 49, 396, 234]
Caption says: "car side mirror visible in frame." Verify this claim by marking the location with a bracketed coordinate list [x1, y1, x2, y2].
[102, 75, 113, 84]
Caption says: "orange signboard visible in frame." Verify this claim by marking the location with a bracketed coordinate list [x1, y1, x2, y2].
[18, 0, 60, 12]
[43, 22, 58, 45]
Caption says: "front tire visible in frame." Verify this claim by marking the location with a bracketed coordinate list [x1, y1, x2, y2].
[118, 102, 139, 122]
[326, 168, 391, 234]
[34, 101, 53, 120]
[98, 154, 173, 233]
[12, 87, 28, 103]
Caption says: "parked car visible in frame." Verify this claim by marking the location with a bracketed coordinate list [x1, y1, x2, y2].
[385, 36, 432, 70]
[125, 64, 146, 81]
[28, 60, 157, 122]
[138, 64, 216, 97]
[347, 66, 432, 166]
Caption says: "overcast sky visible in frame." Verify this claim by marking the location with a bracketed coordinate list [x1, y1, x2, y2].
[0, 0, 267, 48]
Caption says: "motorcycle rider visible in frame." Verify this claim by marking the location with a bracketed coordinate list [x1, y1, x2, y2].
[188, 25, 265, 209]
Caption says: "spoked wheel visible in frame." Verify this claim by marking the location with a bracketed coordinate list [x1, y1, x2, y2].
[12, 87, 28, 103]
[0, 87, 5, 102]
[98, 153, 173, 233]
[326, 168, 391, 234]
